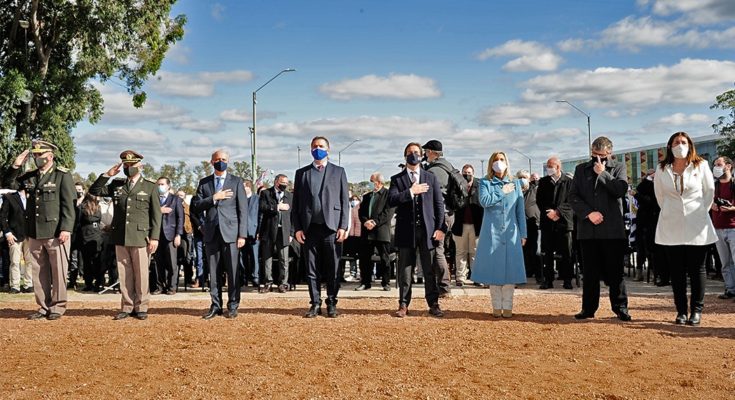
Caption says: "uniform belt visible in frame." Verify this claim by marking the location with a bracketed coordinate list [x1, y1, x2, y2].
[92, 222, 99, 228]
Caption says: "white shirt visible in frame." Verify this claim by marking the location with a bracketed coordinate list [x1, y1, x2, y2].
[654, 160, 717, 246]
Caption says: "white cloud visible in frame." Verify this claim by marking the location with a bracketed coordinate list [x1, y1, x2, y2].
[164, 116, 224, 133]
[319, 74, 441, 100]
[167, 43, 191, 64]
[219, 109, 281, 123]
[148, 70, 254, 97]
[557, 38, 588, 52]
[599, 16, 735, 50]
[644, 0, 735, 24]
[521, 58, 735, 108]
[476, 40, 562, 72]
[259, 115, 454, 139]
[657, 112, 711, 125]
[211, 3, 225, 21]
[478, 102, 570, 126]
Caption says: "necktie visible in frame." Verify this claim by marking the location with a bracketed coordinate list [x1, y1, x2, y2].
[215, 176, 223, 192]
[317, 165, 324, 172]
[160, 196, 166, 206]
[410, 172, 417, 183]
[369, 192, 376, 218]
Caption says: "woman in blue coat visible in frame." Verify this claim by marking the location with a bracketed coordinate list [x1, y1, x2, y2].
[472, 151, 527, 318]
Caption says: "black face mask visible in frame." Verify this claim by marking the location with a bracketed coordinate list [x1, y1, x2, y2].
[76, 191, 84, 199]
[591, 156, 608, 164]
[406, 152, 422, 166]
[462, 174, 472, 182]
[277, 184, 287, 192]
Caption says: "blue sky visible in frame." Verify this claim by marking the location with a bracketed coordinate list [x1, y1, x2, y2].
[73, 0, 735, 181]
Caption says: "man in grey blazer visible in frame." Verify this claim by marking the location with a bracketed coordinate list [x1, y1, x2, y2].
[191, 149, 248, 319]
[292, 136, 349, 318]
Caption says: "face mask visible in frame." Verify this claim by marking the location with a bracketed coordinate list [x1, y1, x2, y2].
[462, 174, 472, 182]
[123, 166, 139, 177]
[713, 166, 725, 178]
[546, 167, 556, 177]
[492, 160, 507, 174]
[520, 178, 529, 187]
[406, 152, 421, 166]
[34, 156, 48, 168]
[350, 200, 359, 208]
[646, 175, 654, 181]
[277, 183, 287, 192]
[671, 144, 688, 159]
[213, 161, 227, 172]
[311, 148, 328, 161]
[76, 191, 84, 199]
[158, 185, 168, 195]
[591, 156, 608, 164]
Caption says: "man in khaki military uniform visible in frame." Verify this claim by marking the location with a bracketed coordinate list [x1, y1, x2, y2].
[6, 140, 76, 320]
[89, 150, 161, 320]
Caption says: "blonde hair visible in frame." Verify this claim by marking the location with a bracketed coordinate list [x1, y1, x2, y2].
[486, 151, 511, 180]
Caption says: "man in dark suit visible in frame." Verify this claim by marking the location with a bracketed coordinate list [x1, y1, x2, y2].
[239, 180, 260, 290]
[388, 142, 446, 318]
[191, 149, 248, 319]
[153, 177, 184, 295]
[259, 174, 293, 293]
[357, 172, 395, 291]
[292, 136, 349, 318]
[450, 164, 483, 287]
[536, 156, 575, 290]
[1, 186, 32, 293]
[570, 137, 631, 322]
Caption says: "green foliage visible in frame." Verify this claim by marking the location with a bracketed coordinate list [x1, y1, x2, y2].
[712, 85, 735, 160]
[0, 0, 186, 171]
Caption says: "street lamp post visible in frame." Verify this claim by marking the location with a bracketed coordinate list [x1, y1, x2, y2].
[297, 146, 302, 167]
[251, 68, 295, 181]
[338, 139, 360, 166]
[480, 159, 485, 175]
[557, 100, 591, 153]
[511, 148, 533, 174]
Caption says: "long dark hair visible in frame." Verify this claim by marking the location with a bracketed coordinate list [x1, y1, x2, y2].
[659, 131, 702, 169]
[83, 193, 99, 216]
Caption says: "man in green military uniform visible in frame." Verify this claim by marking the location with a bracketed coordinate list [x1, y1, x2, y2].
[6, 140, 76, 320]
[89, 150, 161, 320]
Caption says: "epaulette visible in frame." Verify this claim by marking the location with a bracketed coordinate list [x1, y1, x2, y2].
[56, 166, 69, 173]
[144, 177, 157, 184]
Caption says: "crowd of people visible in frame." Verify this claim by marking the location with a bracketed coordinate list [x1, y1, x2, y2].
[1, 132, 733, 325]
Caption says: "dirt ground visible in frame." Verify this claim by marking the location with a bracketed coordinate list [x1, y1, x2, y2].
[1, 292, 734, 399]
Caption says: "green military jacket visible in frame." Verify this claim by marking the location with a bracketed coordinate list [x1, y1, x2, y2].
[6, 164, 76, 240]
[89, 175, 162, 247]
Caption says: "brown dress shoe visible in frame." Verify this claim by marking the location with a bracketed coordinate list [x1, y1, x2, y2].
[394, 305, 408, 318]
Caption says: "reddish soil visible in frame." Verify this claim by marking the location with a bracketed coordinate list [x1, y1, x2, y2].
[1, 293, 734, 399]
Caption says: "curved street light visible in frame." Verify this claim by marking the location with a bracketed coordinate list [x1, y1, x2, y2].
[338, 139, 360, 166]
[556, 100, 591, 154]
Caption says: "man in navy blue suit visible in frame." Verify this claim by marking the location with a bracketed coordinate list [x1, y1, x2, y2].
[292, 136, 349, 318]
[153, 177, 184, 295]
[388, 142, 446, 318]
[192, 149, 248, 319]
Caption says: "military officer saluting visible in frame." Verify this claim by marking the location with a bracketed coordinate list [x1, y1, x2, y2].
[89, 150, 161, 320]
[6, 140, 76, 320]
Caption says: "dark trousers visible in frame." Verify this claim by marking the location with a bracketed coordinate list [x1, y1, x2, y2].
[524, 221, 541, 279]
[661, 245, 707, 314]
[579, 239, 628, 314]
[541, 228, 573, 283]
[238, 238, 259, 286]
[178, 233, 193, 285]
[154, 237, 178, 292]
[398, 227, 439, 308]
[205, 229, 241, 311]
[304, 223, 339, 306]
[81, 240, 103, 289]
[360, 240, 391, 287]
[433, 213, 453, 293]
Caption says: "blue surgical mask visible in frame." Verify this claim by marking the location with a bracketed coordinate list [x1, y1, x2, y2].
[312, 148, 328, 161]
[213, 161, 227, 172]
[520, 178, 529, 187]
[158, 185, 168, 195]
[350, 200, 359, 208]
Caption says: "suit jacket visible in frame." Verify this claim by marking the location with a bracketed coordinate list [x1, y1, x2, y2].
[191, 173, 248, 244]
[388, 168, 445, 250]
[450, 179, 484, 236]
[1, 192, 27, 242]
[246, 194, 259, 238]
[634, 178, 660, 228]
[359, 187, 395, 243]
[259, 187, 293, 250]
[77, 204, 103, 244]
[89, 175, 162, 247]
[6, 164, 76, 240]
[570, 158, 628, 240]
[292, 162, 349, 233]
[536, 173, 574, 232]
[159, 193, 184, 242]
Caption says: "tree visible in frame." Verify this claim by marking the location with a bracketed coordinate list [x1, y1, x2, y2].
[0, 0, 186, 170]
[713, 85, 735, 160]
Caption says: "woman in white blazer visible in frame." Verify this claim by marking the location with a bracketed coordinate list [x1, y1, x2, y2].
[654, 132, 717, 326]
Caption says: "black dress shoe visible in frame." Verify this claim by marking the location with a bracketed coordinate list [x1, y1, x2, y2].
[203, 308, 223, 320]
[289, 284, 296, 291]
[47, 312, 62, 320]
[429, 305, 444, 318]
[382, 285, 391, 291]
[717, 292, 735, 299]
[675, 313, 687, 325]
[327, 305, 338, 318]
[615, 309, 632, 322]
[574, 311, 595, 320]
[304, 305, 322, 318]
[539, 283, 553, 290]
[114, 312, 130, 320]
[135, 312, 148, 320]
[28, 312, 46, 320]
[227, 309, 238, 319]
[9, 288, 21, 294]
[686, 312, 701, 326]
[562, 281, 573, 290]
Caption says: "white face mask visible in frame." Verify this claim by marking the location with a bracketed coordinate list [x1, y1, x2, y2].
[492, 160, 507, 174]
[350, 200, 359, 208]
[646, 175, 654, 181]
[713, 166, 725, 178]
[546, 167, 556, 177]
[672, 144, 688, 159]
